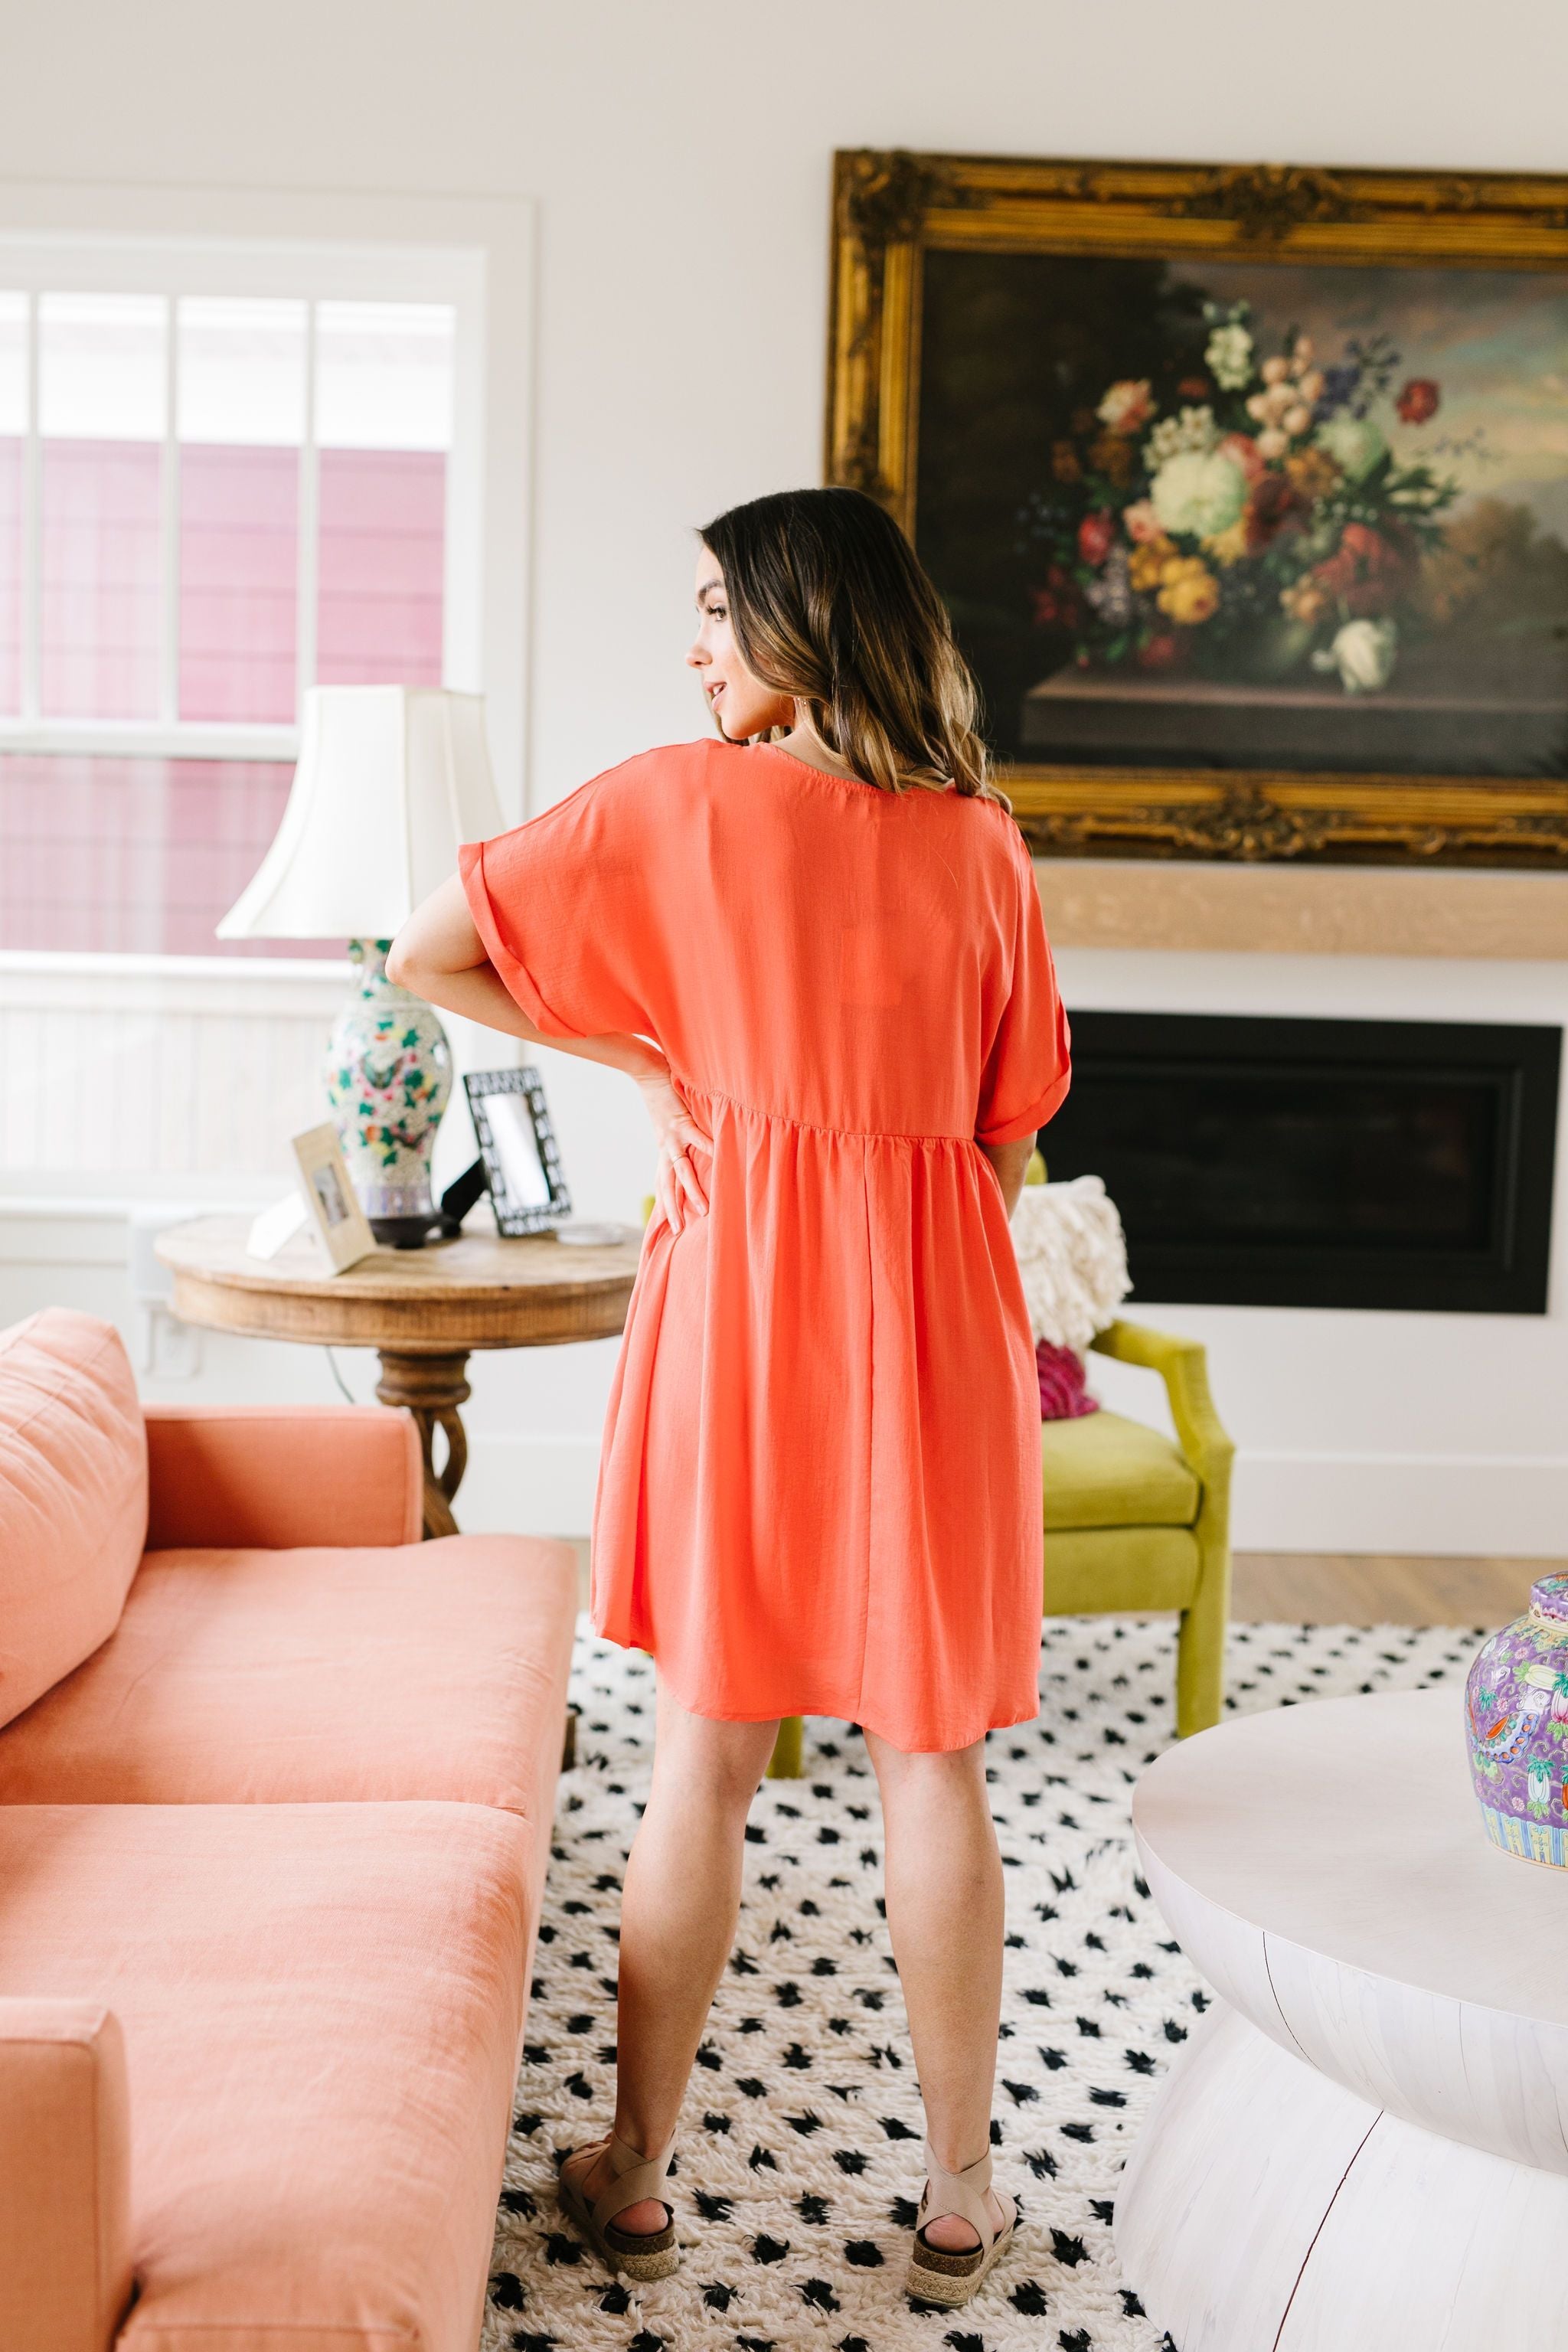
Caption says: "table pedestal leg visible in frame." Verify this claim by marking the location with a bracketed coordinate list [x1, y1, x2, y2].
[375, 1350, 472, 1540]
[1118, 2001, 1568, 2350]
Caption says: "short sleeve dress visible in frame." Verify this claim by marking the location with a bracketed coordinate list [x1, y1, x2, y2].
[461, 737, 1070, 1752]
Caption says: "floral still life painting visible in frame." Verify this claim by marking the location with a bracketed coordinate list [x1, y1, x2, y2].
[989, 260, 1568, 778]
[829, 153, 1568, 862]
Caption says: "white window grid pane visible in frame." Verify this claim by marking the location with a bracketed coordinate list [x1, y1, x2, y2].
[315, 301, 455, 452]
[0, 293, 26, 437]
[5, 283, 460, 748]
[38, 293, 168, 442]
[177, 298, 308, 447]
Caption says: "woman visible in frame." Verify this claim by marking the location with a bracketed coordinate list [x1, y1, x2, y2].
[387, 486, 1070, 2309]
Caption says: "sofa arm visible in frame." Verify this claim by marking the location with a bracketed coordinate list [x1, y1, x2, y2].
[1088, 1319, 1235, 1491]
[144, 1405, 423, 1551]
[0, 2001, 132, 2350]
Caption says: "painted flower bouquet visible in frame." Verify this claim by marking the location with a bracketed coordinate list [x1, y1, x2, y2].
[1018, 300, 1463, 694]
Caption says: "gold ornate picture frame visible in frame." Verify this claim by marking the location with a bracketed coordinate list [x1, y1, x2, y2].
[827, 149, 1568, 864]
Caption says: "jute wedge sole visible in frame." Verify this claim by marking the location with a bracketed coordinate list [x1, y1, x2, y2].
[906, 2207, 1017, 2305]
[904, 2138, 1017, 2308]
[557, 2132, 680, 2283]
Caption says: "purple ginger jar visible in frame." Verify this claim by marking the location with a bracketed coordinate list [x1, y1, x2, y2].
[1465, 1576, 1568, 1867]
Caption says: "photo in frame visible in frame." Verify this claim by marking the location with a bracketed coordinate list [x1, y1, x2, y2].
[827, 150, 1568, 865]
[292, 1124, 377, 1274]
[465, 1067, 572, 1236]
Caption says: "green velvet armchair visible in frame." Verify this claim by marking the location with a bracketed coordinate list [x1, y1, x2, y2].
[765, 1318, 1233, 1779]
[1040, 1318, 1233, 1737]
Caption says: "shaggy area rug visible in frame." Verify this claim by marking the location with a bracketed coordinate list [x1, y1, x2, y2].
[483, 1616, 1478, 2352]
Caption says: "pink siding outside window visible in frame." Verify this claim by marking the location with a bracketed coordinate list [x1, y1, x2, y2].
[179, 445, 297, 721]
[7, 439, 446, 953]
[39, 442, 162, 719]
[0, 439, 19, 714]
[0, 753, 338, 958]
[318, 448, 445, 685]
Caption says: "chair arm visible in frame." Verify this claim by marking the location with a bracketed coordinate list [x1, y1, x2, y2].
[1088, 1319, 1235, 1490]
[1090, 1318, 1236, 1735]
[0, 2001, 132, 2350]
[144, 1404, 423, 1550]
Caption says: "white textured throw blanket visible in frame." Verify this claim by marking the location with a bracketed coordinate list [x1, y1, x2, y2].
[1009, 1175, 1131, 1352]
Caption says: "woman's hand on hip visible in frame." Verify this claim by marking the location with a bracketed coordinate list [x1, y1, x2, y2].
[639, 1067, 713, 1234]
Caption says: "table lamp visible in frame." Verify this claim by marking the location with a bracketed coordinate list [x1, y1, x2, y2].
[218, 685, 506, 1247]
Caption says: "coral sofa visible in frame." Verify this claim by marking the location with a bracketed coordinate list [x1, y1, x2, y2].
[0, 1308, 578, 2352]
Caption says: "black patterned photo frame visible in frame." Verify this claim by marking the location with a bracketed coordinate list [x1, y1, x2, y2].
[464, 1067, 573, 1236]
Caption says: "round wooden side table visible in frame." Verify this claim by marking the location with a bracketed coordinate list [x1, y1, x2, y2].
[158, 1214, 642, 1540]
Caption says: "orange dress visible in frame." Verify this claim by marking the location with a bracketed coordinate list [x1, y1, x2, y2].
[460, 737, 1070, 1751]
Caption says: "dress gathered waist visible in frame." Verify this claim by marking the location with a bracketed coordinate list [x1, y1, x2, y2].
[671, 1072, 978, 1148]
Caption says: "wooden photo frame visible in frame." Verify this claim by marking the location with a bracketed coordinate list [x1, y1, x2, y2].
[292, 1123, 377, 1274]
[464, 1067, 572, 1236]
[827, 149, 1568, 866]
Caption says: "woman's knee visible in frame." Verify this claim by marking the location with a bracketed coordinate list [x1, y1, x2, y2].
[653, 1687, 779, 1809]
[864, 1730, 987, 1810]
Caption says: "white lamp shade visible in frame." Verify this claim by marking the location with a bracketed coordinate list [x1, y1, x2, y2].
[217, 685, 507, 939]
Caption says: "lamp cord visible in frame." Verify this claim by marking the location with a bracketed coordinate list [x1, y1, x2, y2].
[324, 1347, 358, 1405]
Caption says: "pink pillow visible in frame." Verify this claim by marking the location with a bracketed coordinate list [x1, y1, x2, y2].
[1037, 1338, 1099, 1421]
[0, 1312, 147, 1728]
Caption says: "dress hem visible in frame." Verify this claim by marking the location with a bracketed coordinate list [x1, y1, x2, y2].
[592, 1628, 1041, 1755]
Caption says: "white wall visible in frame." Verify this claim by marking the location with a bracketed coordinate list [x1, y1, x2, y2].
[7, 0, 1568, 1554]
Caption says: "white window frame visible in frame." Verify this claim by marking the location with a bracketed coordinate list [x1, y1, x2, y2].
[0, 232, 485, 761]
[0, 183, 531, 991]
[0, 179, 531, 809]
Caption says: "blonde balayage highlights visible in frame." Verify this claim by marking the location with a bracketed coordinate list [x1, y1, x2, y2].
[699, 488, 1007, 807]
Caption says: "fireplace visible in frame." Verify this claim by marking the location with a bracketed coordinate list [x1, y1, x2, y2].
[1038, 1012, 1561, 1315]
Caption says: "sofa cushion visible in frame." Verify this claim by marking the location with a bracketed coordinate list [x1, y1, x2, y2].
[1041, 1408, 1200, 1530]
[0, 1312, 146, 1730]
[0, 1801, 533, 2352]
[0, 1535, 577, 1833]
[144, 1404, 423, 1551]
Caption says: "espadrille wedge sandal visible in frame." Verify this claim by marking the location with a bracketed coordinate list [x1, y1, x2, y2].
[557, 2131, 680, 2282]
[905, 2140, 1017, 2307]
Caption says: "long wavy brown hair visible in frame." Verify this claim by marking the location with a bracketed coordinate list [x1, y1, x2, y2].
[697, 487, 1006, 806]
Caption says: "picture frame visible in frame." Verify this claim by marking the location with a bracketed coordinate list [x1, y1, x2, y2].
[827, 149, 1568, 867]
[464, 1067, 572, 1236]
[292, 1123, 377, 1274]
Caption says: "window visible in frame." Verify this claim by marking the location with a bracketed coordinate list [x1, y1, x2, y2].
[0, 239, 479, 958]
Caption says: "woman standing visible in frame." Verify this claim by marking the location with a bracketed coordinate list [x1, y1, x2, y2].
[388, 487, 1070, 2308]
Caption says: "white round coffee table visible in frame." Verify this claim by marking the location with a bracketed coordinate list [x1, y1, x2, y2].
[1117, 1687, 1568, 2350]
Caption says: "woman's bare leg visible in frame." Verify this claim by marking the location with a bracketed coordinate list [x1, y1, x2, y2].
[863, 1730, 1010, 2251]
[563, 1681, 779, 2232]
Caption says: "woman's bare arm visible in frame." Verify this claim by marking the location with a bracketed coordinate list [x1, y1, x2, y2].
[387, 876, 714, 1231]
[978, 1134, 1034, 1220]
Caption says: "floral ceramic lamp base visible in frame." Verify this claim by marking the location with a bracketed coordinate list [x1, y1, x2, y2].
[325, 939, 453, 1250]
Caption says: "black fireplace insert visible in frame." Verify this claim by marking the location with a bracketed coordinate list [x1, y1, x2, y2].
[1037, 1011, 1560, 1315]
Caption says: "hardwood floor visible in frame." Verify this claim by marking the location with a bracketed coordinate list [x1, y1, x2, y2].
[1230, 1551, 1558, 1627]
[564, 1538, 1557, 1628]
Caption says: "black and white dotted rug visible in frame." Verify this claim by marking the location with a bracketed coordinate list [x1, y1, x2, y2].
[484, 1616, 1478, 2352]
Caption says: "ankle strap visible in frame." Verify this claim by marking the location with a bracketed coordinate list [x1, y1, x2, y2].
[595, 2130, 677, 2230]
[917, 2140, 995, 2242]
